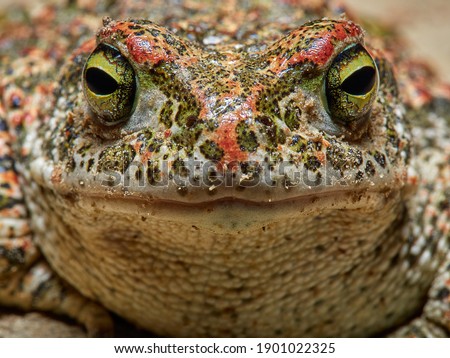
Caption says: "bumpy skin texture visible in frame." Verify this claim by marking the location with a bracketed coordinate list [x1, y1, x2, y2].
[0, 0, 449, 337]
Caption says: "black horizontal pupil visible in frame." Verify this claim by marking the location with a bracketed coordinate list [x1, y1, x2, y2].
[86, 68, 118, 95]
[340, 66, 376, 96]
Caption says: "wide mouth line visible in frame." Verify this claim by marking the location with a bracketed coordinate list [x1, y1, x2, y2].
[70, 185, 388, 207]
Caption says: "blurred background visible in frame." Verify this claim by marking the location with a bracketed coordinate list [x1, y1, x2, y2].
[346, 0, 450, 81]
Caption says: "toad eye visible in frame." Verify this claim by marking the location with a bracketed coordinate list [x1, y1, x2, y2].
[83, 43, 136, 125]
[324, 44, 379, 122]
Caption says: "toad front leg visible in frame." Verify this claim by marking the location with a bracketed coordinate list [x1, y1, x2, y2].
[0, 119, 113, 337]
[0, 261, 113, 337]
[390, 254, 450, 337]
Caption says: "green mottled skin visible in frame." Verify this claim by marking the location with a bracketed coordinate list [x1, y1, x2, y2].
[0, 0, 449, 337]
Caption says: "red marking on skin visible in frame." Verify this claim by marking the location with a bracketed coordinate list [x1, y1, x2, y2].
[97, 21, 127, 40]
[100, 21, 197, 67]
[126, 35, 175, 65]
[407, 173, 419, 186]
[190, 82, 210, 119]
[316, 151, 326, 164]
[269, 21, 362, 74]
[398, 137, 407, 152]
[1, 171, 19, 187]
[164, 129, 172, 138]
[50, 166, 63, 185]
[142, 153, 152, 162]
[245, 83, 265, 114]
[218, 80, 242, 101]
[214, 114, 249, 166]
[288, 22, 362, 68]
[133, 142, 142, 155]
[181, 56, 199, 66]
[140, 148, 152, 162]
[288, 36, 333, 67]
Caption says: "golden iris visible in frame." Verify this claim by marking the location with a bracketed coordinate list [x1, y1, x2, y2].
[324, 44, 379, 122]
[83, 43, 136, 125]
